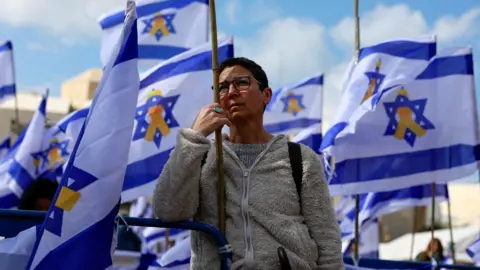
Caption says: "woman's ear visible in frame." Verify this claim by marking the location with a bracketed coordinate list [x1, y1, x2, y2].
[263, 87, 272, 106]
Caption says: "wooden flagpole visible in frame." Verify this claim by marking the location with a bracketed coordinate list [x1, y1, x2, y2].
[353, 0, 361, 261]
[209, 0, 227, 247]
[430, 183, 436, 259]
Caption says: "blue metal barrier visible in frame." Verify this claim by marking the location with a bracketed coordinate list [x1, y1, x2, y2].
[1, 209, 479, 270]
[343, 257, 480, 269]
[0, 209, 232, 270]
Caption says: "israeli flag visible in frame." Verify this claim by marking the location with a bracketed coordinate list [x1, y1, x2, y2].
[129, 197, 189, 255]
[325, 46, 478, 195]
[39, 108, 90, 180]
[0, 135, 10, 160]
[467, 237, 480, 264]
[338, 183, 449, 239]
[264, 74, 323, 152]
[30, 37, 234, 203]
[343, 218, 379, 259]
[26, 1, 140, 269]
[0, 40, 15, 103]
[152, 235, 191, 269]
[122, 35, 234, 202]
[0, 93, 48, 209]
[99, 0, 208, 67]
[322, 35, 437, 155]
[0, 130, 26, 207]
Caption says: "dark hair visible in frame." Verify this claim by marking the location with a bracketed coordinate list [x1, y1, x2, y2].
[18, 178, 59, 210]
[427, 238, 444, 254]
[219, 57, 269, 91]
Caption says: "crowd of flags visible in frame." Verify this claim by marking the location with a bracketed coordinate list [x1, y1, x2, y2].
[0, 0, 478, 269]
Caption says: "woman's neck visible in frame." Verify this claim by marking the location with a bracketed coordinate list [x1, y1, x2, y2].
[228, 123, 273, 144]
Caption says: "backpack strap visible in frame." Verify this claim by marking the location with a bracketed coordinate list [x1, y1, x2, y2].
[201, 152, 208, 168]
[287, 142, 303, 211]
[201, 143, 304, 211]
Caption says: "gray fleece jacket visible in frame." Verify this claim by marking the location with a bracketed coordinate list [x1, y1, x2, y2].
[152, 128, 344, 270]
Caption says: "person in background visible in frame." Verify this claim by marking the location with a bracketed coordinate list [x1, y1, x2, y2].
[152, 57, 343, 269]
[18, 178, 58, 211]
[415, 238, 446, 264]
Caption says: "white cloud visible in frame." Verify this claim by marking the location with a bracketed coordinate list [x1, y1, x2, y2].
[323, 5, 480, 123]
[433, 8, 480, 43]
[330, 4, 430, 48]
[0, 0, 122, 39]
[224, 0, 280, 26]
[26, 42, 47, 52]
[236, 17, 332, 88]
[235, 4, 480, 126]
[323, 62, 351, 125]
[330, 4, 480, 48]
[234, 16, 345, 125]
[225, 0, 239, 25]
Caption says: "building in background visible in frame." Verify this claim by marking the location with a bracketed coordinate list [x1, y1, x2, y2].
[61, 68, 102, 111]
[0, 92, 70, 139]
[0, 68, 103, 140]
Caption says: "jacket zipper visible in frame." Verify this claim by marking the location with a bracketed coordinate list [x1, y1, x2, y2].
[222, 138, 281, 266]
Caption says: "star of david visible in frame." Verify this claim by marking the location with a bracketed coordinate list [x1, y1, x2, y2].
[132, 93, 180, 148]
[281, 93, 306, 116]
[31, 139, 70, 173]
[141, 13, 176, 41]
[44, 165, 97, 237]
[361, 61, 386, 103]
[383, 89, 435, 147]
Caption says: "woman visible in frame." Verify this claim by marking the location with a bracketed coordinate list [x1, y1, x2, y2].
[415, 238, 446, 264]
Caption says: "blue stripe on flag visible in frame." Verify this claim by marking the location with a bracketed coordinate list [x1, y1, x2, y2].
[359, 40, 436, 62]
[291, 75, 323, 90]
[330, 144, 479, 185]
[33, 203, 120, 269]
[138, 45, 189, 60]
[361, 184, 449, 209]
[38, 96, 47, 117]
[267, 74, 323, 112]
[0, 192, 19, 209]
[59, 109, 89, 133]
[297, 133, 322, 154]
[114, 20, 138, 67]
[0, 41, 12, 52]
[0, 84, 16, 99]
[0, 127, 27, 164]
[320, 122, 347, 150]
[123, 148, 174, 191]
[0, 136, 10, 150]
[415, 54, 474, 80]
[99, 0, 208, 29]
[8, 159, 34, 191]
[139, 44, 234, 89]
[264, 118, 321, 134]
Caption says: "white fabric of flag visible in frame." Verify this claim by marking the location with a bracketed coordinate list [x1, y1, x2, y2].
[99, 0, 208, 67]
[122, 36, 234, 202]
[324, 46, 478, 195]
[26, 1, 140, 269]
[0, 135, 10, 160]
[0, 94, 48, 209]
[0, 40, 15, 103]
[264, 74, 323, 152]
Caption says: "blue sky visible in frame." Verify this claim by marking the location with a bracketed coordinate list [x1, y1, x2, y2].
[1, 0, 479, 101]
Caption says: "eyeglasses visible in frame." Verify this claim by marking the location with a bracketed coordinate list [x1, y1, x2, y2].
[212, 76, 259, 96]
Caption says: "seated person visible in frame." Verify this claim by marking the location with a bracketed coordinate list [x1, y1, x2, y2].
[18, 178, 58, 211]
